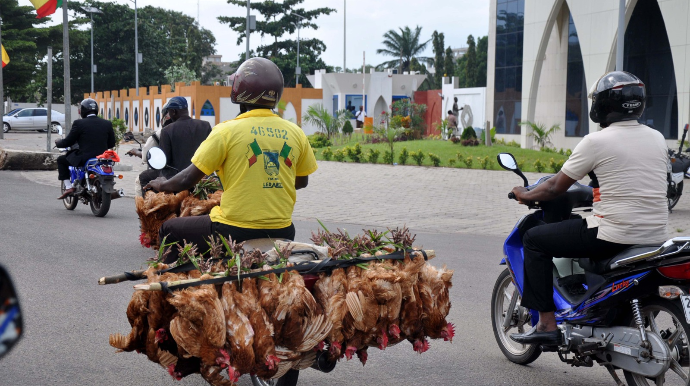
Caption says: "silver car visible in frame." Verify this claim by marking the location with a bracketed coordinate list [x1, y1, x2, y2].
[2, 108, 66, 133]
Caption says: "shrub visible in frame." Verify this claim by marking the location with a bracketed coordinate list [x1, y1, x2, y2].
[456, 153, 463, 162]
[549, 158, 565, 173]
[410, 150, 426, 166]
[308, 133, 333, 148]
[382, 150, 395, 165]
[478, 156, 493, 170]
[463, 156, 473, 168]
[558, 148, 566, 155]
[312, 148, 318, 156]
[111, 117, 128, 146]
[461, 139, 479, 146]
[506, 140, 521, 148]
[367, 148, 381, 164]
[450, 135, 461, 144]
[533, 159, 546, 173]
[345, 143, 363, 163]
[321, 147, 333, 161]
[540, 146, 556, 153]
[517, 158, 525, 170]
[448, 159, 456, 167]
[480, 127, 497, 143]
[398, 147, 409, 165]
[428, 153, 441, 167]
[342, 120, 354, 135]
[333, 148, 347, 162]
[460, 127, 477, 140]
[565, 149, 572, 157]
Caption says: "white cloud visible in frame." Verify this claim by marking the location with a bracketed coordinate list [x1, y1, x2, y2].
[48, 0, 489, 71]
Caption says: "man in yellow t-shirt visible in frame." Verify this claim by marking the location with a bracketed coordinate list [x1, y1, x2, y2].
[145, 58, 318, 262]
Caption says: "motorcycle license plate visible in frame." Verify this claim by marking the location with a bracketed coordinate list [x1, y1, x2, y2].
[680, 295, 690, 324]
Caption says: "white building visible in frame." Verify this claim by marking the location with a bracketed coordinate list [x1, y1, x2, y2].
[486, 0, 690, 149]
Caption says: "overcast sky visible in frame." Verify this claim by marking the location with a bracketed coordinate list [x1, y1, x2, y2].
[50, 0, 490, 70]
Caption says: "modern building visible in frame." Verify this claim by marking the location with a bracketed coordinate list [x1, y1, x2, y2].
[487, 0, 690, 149]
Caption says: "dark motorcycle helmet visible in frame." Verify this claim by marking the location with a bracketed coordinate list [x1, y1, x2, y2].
[79, 98, 99, 118]
[161, 102, 172, 128]
[229, 57, 284, 109]
[588, 71, 645, 127]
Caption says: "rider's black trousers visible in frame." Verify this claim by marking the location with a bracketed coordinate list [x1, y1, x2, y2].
[521, 219, 630, 312]
[57, 155, 74, 180]
[158, 215, 295, 264]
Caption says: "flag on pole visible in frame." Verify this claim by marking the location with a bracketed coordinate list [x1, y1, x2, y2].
[30, 0, 63, 19]
[1, 45, 9, 68]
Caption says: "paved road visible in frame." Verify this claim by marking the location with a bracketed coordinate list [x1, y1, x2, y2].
[0, 170, 618, 386]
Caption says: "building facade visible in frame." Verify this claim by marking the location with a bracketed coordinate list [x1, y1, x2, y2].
[486, 0, 690, 149]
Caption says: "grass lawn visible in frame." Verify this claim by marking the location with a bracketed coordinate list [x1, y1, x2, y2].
[312, 136, 569, 172]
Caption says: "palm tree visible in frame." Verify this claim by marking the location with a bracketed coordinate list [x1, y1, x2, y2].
[376, 26, 432, 73]
[519, 121, 561, 149]
[303, 104, 352, 139]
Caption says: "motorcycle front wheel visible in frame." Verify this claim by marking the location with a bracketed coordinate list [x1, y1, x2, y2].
[89, 179, 111, 217]
[251, 370, 299, 386]
[668, 181, 683, 210]
[491, 268, 541, 365]
[623, 298, 690, 386]
[61, 180, 77, 210]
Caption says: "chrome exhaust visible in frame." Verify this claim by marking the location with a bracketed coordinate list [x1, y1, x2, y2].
[111, 188, 125, 199]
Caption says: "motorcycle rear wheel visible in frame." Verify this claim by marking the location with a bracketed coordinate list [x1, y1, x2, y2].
[89, 179, 111, 217]
[623, 298, 690, 386]
[668, 182, 683, 210]
[491, 268, 541, 365]
[250, 370, 299, 386]
[61, 180, 77, 210]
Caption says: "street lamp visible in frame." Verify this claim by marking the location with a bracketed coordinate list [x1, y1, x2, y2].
[293, 13, 305, 86]
[126, 0, 140, 96]
[81, 6, 103, 94]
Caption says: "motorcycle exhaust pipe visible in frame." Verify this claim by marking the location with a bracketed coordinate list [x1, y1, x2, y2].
[111, 188, 125, 199]
[310, 350, 336, 373]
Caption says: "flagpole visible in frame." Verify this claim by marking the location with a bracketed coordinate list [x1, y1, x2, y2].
[0, 16, 4, 141]
[62, 0, 71, 134]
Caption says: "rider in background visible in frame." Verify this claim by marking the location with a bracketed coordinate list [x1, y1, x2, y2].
[128, 103, 173, 197]
[509, 71, 669, 345]
[56, 99, 115, 200]
[145, 57, 318, 263]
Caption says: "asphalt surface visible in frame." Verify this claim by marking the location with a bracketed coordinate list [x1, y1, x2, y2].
[0, 170, 618, 385]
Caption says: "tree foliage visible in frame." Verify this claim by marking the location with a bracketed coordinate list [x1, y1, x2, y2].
[376, 26, 432, 73]
[165, 64, 198, 89]
[218, 0, 335, 87]
[465, 35, 478, 88]
[431, 31, 444, 88]
[303, 104, 351, 139]
[455, 35, 488, 88]
[444, 46, 455, 80]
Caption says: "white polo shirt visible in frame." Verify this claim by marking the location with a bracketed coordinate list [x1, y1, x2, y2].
[560, 121, 669, 245]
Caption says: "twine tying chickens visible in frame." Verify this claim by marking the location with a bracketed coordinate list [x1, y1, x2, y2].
[104, 226, 454, 385]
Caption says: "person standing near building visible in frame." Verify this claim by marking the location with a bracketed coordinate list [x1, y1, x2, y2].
[452, 97, 460, 119]
[447, 110, 459, 137]
[355, 105, 366, 129]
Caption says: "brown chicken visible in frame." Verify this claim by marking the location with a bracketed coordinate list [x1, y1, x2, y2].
[273, 271, 332, 353]
[418, 263, 455, 343]
[220, 281, 255, 383]
[136, 190, 189, 248]
[239, 278, 280, 380]
[109, 289, 150, 352]
[179, 190, 222, 217]
[395, 253, 429, 352]
[364, 261, 404, 350]
[342, 266, 379, 360]
[312, 268, 349, 360]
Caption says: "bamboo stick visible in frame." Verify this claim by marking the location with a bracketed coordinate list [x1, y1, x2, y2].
[98, 270, 146, 285]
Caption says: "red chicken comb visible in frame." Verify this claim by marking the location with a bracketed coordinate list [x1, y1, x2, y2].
[441, 322, 456, 343]
[413, 339, 431, 354]
[377, 329, 389, 350]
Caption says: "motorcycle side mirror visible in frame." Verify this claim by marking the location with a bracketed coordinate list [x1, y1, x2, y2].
[147, 147, 167, 170]
[123, 132, 135, 141]
[0, 265, 23, 360]
[497, 152, 529, 187]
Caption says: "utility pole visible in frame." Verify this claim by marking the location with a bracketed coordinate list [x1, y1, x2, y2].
[47, 47, 52, 151]
[362, 51, 365, 117]
[616, 0, 625, 71]
[63, 0, 71, 134]
[293, 14, 306, 86]
[82, 6, 103, 94]
[135, 0, 139, 96]
[245, 0, 250, 60]
[343, 0, 346, 73]
[0, 16, 4, 140]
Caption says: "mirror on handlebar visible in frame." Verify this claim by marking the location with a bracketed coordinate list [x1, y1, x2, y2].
[123, 132, 135, 142]
[147, 147, 167, 170]
[0, 265, 23, 360]
[497, 153, 529, 187]
[497, 153, 518, 170]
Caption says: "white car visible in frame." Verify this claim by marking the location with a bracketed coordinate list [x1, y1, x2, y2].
[2, 108, 66, 133]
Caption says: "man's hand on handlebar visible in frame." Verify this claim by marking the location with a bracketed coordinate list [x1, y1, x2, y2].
[126, 148, 142, 158]
[510, 186, 530, 205]
[143, 177, 167, 193]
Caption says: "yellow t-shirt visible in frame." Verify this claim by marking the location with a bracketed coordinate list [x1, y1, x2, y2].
[191, 109, 318, 229]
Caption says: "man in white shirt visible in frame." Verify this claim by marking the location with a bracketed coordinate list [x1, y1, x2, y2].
[355, 105, 366, 128]
[508, 71, 669, 346]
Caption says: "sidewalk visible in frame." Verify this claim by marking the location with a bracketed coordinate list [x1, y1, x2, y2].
[4, 131, 689, 237]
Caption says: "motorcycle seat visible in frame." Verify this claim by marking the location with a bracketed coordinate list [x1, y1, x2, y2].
[671, 158, 690, 173]
[577, 244, 662, 274]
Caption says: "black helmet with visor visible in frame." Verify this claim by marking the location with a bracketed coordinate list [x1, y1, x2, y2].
[588, 71, 645, 128]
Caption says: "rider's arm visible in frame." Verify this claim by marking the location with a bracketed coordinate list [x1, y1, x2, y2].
[159, 129, 173, 166]
[514, 171, 577, 203]
[107, 123, 116, 149]
[148, 164, 206, 193]
[295, 176, 308, 190]
[55, 121, 81, 148]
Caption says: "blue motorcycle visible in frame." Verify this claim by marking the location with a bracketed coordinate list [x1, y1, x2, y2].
[60, 150, 125, 217]
[492, 152, 690, 386]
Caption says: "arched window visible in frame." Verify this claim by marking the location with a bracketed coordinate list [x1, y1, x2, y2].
[494, 0, 524, 134]
[565, 14, 588, 137]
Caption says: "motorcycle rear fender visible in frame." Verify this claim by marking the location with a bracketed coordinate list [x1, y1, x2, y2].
[98, 175, 116, 194]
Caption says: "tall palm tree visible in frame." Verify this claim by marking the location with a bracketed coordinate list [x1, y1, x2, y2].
[376, 26, 432, 73]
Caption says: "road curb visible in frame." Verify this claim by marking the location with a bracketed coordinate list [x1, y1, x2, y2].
[0, 148, 58, 170]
